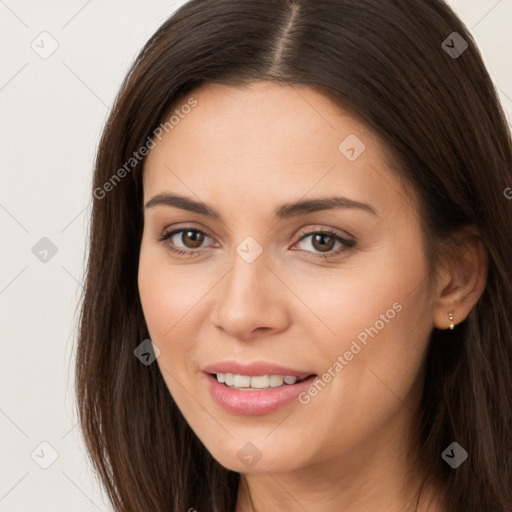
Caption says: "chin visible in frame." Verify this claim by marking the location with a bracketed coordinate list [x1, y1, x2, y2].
[204, 441, 302, 474]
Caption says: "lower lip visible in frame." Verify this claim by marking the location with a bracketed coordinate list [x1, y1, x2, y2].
[205, 373, 317, 415]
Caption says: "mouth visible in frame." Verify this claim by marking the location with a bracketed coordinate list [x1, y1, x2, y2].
[204, 372, 318, 415]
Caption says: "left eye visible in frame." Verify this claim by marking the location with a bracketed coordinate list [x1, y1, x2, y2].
[294, 231, 354, 256]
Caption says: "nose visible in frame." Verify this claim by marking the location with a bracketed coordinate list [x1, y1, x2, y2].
[211, 247, 290, 341]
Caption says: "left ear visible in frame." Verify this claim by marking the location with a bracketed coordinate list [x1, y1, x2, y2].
[432, 226, 488, 330]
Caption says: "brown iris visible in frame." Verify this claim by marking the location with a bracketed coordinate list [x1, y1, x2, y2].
[180, 230, 205, 248]
[310, 233, 336, 253]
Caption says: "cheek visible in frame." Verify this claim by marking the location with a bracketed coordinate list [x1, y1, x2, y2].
[289, 237, 432, 406]
[138, 241, 202, 338]
[138, 251, 195, 405]
[138, 241, 220, 385]
[285, 241, 427, 347]
[138, 256, 170, 340]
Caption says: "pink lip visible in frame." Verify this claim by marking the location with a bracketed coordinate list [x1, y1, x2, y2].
[204, 373, 318, 415]
[201, 361, 317, 415]
[202, 360, 314, 378]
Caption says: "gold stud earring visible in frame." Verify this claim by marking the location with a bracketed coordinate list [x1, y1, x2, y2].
[448, 312, 454, 330]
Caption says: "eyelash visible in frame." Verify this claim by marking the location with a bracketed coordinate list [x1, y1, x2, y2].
[155, 226, 356, 261]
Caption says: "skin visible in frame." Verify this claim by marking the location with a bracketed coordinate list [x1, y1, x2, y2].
[138, 82, 487, 512]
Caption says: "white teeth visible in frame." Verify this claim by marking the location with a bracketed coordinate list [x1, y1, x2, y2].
[270, 375, 284, 387]
[251, 375, 270, 388]
[214, 373, 302, 389]
[233, 374, 251, 387]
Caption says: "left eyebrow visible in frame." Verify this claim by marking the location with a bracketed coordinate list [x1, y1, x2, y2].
[144, 193, 379, 219]
[275, 195, 379, 218]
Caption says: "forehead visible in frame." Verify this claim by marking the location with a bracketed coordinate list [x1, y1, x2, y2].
[142, 82, 410, 221]
[148, 81, 376, 162]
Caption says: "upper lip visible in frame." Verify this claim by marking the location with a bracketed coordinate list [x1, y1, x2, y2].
[202, 361, 316, 378]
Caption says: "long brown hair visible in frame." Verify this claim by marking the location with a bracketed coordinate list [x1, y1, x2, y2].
[75, 1, 512, 510]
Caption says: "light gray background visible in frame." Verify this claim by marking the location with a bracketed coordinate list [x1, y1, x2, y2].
[1, 1, 511, 510]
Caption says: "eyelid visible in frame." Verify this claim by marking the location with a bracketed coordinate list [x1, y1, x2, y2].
[155, 222, 216, 242]
[294, 224, 355, 242]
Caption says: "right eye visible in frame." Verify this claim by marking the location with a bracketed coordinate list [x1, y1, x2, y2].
[157, 227, 216, 257]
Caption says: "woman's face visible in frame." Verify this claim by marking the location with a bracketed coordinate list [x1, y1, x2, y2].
[138, 82, 439, 475]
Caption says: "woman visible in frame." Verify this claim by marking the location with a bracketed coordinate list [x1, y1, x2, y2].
[76, 0, 512, 511]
